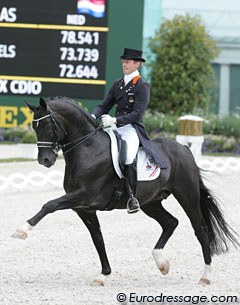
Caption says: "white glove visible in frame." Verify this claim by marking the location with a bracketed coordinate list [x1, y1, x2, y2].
[99, 114, 116, 128]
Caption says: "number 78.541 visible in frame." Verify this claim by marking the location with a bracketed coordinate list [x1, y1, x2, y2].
[60, 31, 99, 45]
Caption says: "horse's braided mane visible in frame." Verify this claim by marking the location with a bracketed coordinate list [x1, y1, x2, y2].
[46, 96, 98, 127]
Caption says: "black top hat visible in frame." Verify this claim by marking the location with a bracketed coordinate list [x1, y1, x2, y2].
[120, 48, 145, 62]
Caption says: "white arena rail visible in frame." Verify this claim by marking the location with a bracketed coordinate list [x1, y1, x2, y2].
[0, 157, 240, 192]
[0, 170, 64, 192]
[197, 157, 240, 172]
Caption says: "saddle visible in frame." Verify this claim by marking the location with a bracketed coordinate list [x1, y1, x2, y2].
[102, 128, 161, 211]
[104, 128, 160, 181]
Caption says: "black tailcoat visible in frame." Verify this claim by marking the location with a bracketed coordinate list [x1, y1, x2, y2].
[93, 77, 167, 168]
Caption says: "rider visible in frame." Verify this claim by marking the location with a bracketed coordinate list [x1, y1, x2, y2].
[92, 48, 166, 213]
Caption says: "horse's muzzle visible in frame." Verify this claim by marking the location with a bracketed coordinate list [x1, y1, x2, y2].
[38, 150, 56, 168]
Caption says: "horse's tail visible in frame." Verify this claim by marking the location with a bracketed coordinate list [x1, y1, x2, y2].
[199, 174, 239, 256]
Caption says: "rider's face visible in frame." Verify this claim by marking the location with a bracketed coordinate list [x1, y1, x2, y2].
[122, 59, 141, 75]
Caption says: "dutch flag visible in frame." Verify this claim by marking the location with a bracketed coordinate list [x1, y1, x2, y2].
[77, 0, 105, 18]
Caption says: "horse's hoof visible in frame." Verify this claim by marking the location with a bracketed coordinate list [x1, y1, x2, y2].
[91, 279, 105, 287]
[198, 278, 211, 285]
[90, 274, 107, 286]
[159, 260, 170, 275]
[11, 229, 28, 240]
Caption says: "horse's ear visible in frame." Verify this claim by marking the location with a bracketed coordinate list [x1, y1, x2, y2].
[25, 100, 36, 112]
[39, 97, 47, 110]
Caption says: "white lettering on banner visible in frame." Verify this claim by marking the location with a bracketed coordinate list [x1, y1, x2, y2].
[10, 81, 42, 95]
[0, 7, 17, 22]
[59, 64, 98, 78]
[0, 44, 16, 58]
[60, 47, 99, 62]
[0, 80, 8, 93]
[66, 14, 86, 25]
[60, 31, 99, 45]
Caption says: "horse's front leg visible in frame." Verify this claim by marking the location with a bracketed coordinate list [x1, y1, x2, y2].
[74, 209, 111, 286]
[12, 190, 83, 239]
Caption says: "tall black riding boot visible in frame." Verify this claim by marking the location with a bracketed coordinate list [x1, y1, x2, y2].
[125, 162, 140, 214]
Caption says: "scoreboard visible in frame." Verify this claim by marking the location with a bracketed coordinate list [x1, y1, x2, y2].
[0, 0, 108, 99]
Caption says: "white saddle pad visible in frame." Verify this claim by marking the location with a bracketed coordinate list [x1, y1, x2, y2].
[104, 128, 160, 181]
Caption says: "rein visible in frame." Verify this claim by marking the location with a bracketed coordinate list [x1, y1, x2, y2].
[61, 128, 99, 155]
[33, 106, 99, 155]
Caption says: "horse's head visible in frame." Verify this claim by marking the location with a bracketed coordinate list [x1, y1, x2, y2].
[26, 97, 67, 168]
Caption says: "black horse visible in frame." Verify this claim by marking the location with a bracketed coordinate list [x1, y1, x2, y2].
[13, 97, 239, 286]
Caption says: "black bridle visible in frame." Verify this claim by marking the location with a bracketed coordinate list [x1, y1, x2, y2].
[33, 106, 67, 155]
[33, 106, 99, 156]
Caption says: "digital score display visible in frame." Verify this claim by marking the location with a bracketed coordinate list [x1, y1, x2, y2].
[0, 0, 108, 99]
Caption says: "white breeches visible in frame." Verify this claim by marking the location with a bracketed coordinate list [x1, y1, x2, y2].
[112, 124, 139, 165]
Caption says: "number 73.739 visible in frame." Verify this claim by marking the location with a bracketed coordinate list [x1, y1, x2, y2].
[60, 47, 99, 62]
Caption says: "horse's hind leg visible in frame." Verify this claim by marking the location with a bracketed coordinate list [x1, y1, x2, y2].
[182, 205, 212, 285]
[174, 191, 212, 285]
[141, 200, 178, 275]
[74, 209, 111, 287]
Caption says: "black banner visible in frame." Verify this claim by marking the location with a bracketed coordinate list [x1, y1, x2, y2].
[0, 0, 108, 98]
